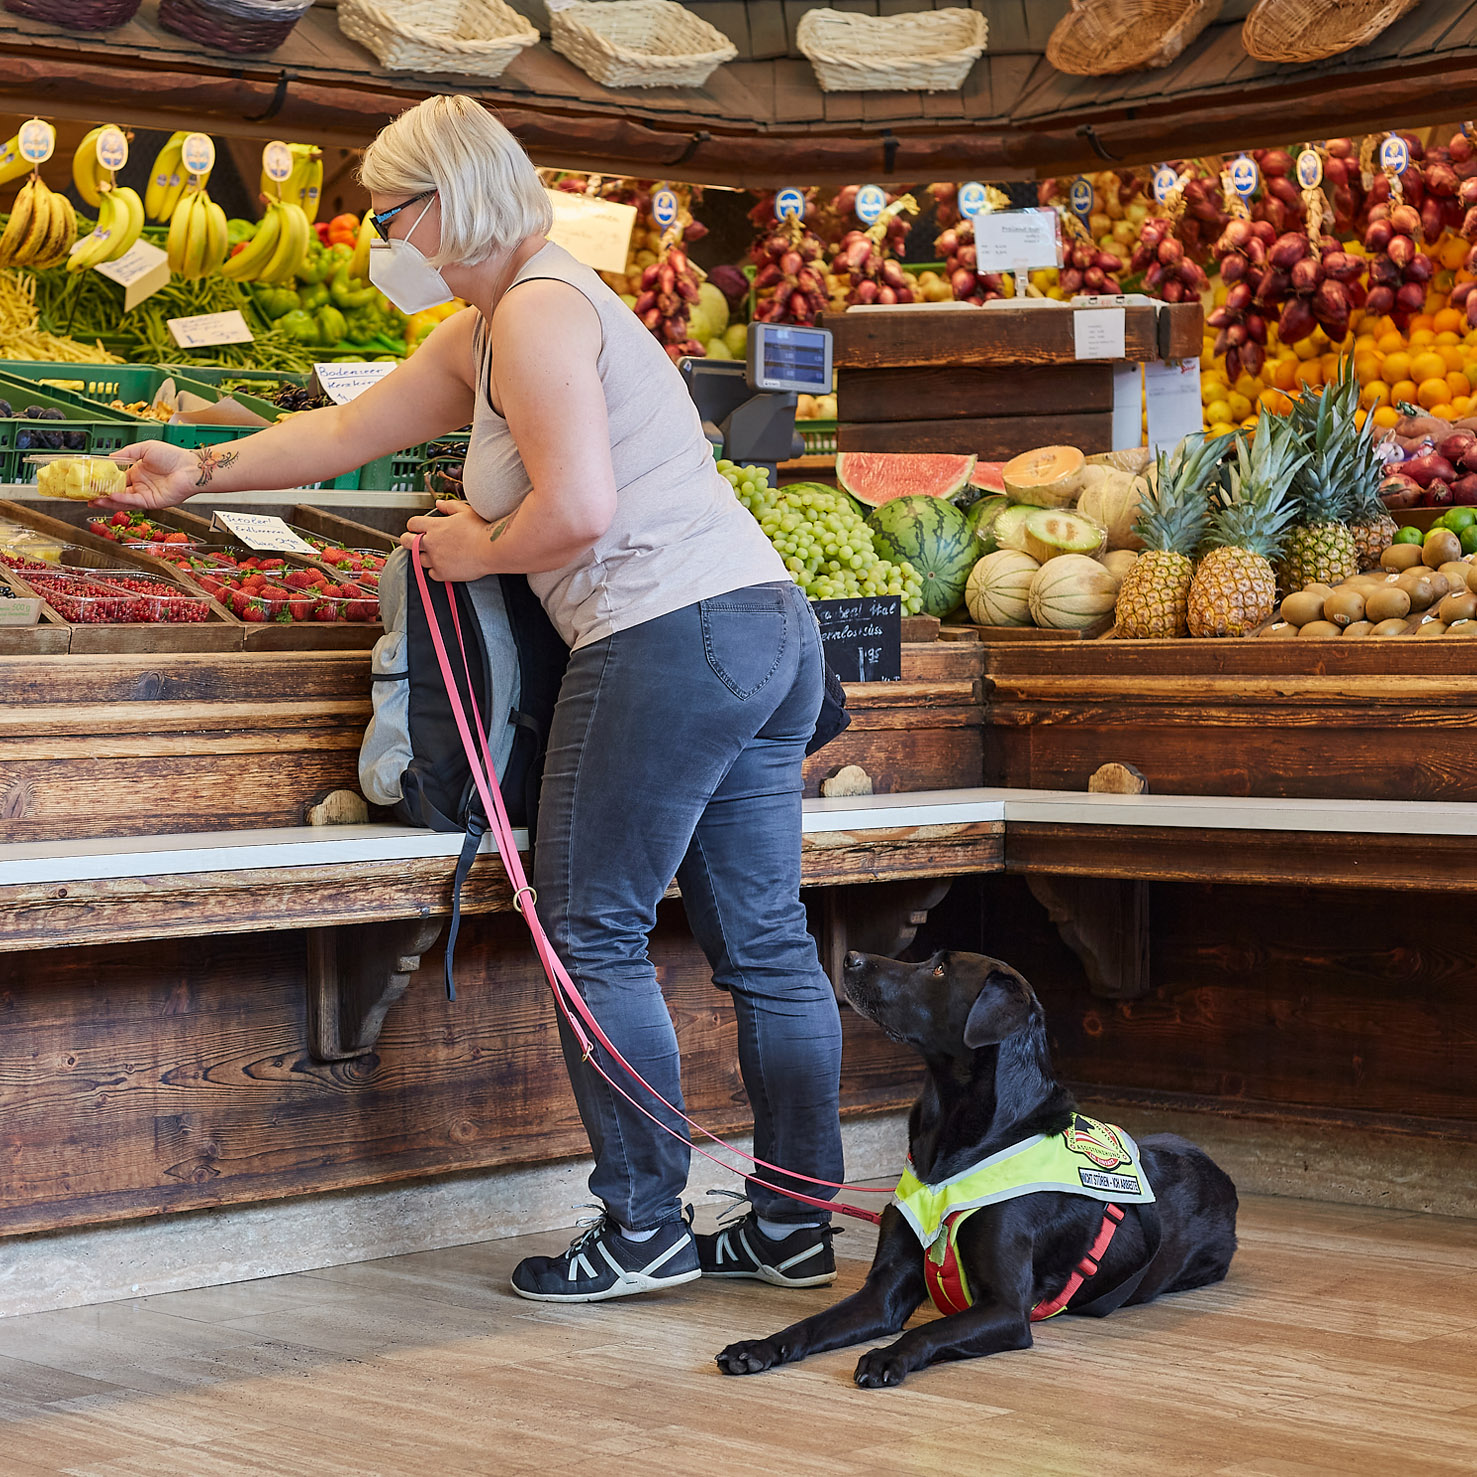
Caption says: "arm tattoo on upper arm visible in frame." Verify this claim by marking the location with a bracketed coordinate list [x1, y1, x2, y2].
[194, 446, 240, 488]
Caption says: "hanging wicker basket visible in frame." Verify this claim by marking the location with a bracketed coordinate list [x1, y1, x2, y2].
[1046, 0, 1221, 76]
[549, 0, 737, 89]
[1241, 0, 1421, 64]
[795, 7, 988, 93]
[157, 0, 314, 52]
[1, 0, 140, 27]
[337, 0, 537, 77]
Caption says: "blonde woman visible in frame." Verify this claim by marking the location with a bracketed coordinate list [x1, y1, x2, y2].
[102, 95, 845, 1303]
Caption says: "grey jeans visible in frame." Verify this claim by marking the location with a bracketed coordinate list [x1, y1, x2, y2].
[533, 579, 845, 1230]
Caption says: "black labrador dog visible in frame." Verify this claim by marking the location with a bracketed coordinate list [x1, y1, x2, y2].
[717, 949, 1238, 1388]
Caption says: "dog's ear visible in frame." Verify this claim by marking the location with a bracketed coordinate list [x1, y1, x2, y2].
[963, 970, 1034, 1048]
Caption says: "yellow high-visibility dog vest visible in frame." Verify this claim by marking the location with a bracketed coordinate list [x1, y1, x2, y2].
[893, 1114, 1157, 1317]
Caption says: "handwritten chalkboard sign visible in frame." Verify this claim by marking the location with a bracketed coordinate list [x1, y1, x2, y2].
[811, 595, 902, 684]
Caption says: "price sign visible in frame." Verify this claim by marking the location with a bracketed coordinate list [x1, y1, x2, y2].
[1068, 177, 1094, 223]
[774, 187, 805, 222]
[312, 360, 399, 405]
[855, 184, 886, 224]
[1296, 149, 1323, 190]
[972, 208, 1059, 274]
[1230, 154, 1258, 197]
[811, 596, 902, 684]
[1145, 359, 1203, 454]
[181, 132, 216, 178]
[1153, 165, 1178, 203]
[262, 140, 294, 183]
[959, 181, 990, 220]
[1380, 135, 1410, 174]
[95, 239, 170, 311]
[167, 310, 253, 349]
[18, 118, 54, 165]
[211, 512, 319, 558]
[96, 126, 128, 174]
[652, 188, 679, 229]
[1073, 307, 1126, 360]
[545, 189, 636, 273]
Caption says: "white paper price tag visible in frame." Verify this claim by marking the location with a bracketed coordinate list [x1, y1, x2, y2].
[168, 310, 253, 349]
[1145, 359, 1203, 454]
[312, 360, 398, 405]
[545, 189, 637, 274]
[1112, 363, 1144, 451]
[212, 512, 319, 557]
[96, 238, 170, 311]
[972, 209, 1059, 274]
[1074, 307, 1126, 361]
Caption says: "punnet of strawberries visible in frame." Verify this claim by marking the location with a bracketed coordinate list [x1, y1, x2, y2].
[172, 551, 379, 624]
[88, 510, 203, 551]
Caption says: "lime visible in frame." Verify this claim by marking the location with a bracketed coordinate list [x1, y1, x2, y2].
[1447, 507, 1477, 533]
[1463, 525, 1477, 557]
[1394, 525, 1424, 545]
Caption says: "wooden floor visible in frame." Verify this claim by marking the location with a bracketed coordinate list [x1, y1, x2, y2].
[0, 1193, 1474, 1475]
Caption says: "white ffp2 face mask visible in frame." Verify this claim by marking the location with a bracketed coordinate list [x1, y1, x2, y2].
[368, 198, 454, 315]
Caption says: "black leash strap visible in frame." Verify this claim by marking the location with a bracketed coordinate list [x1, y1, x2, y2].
[444, 812, 489, 1001]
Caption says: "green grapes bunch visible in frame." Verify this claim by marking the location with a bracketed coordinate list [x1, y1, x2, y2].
[717, 460, 925, 616]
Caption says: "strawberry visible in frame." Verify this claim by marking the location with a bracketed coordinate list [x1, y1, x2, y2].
[165, 531, 190, 544]
[346, 598, 377, 622]
[321, 548, 345, 565]
[110, 511, 130, 527]
[283, 569, 315, 590]
[241, 604, 266, 622]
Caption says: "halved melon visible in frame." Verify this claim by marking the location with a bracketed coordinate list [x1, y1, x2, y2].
[1022, 507, 1107, 564]
[1003, 445, 1086, 508]
[992, 504, 1034, 555]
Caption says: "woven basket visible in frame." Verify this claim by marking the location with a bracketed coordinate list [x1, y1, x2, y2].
[157, 0, 313, 52]
[1046, 0, 1221, 76]
[337, 0, 537, 76]
[549, 0, 737, 89]
[1, 0, 140, 25]
[1242, 0, 1421, 63]
[796, 7, 987, 93]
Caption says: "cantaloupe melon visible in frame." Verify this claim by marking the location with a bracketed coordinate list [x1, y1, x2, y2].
[991, 504, 1034, 555]
[1002, 445, 1086, 508]
[966, 549, 1040, 627]
[1087, 447, 1153, 477]
[1022, 507, 1107, 564]
[1102, 549, 1140, 584]
[1076, 466, 1146, 552]
[1028, 554, 1120, 631]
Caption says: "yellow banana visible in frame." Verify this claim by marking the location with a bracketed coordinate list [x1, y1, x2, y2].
[347, 211, 374, 283]
[68, 191, 116, 273]
[183, 194, 211, 279]
[203, 197, 229, 275]
[14, 177, 54, 265]
[0, 134, 28, 188]
[36, 192, 77, 269]
[298, 154, 324, 223]
[166, 188, 195, 275]
[145, 131, 188, 222]
[0, 178, 36, 268]
[221, 202, 283, 281]
[71, 126, 107, 208]
[263, 199, 308, 283]
[103, 186, 143, 263]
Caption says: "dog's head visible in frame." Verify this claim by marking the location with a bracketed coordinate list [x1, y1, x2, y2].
[841, 949, 1042, 1061]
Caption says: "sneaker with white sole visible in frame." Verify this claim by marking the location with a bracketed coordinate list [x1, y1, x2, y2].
[697, 1211, 837, 1288]
[510, 1212, 701, 1303]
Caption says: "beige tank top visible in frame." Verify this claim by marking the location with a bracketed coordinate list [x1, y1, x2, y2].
[460, 242, 787, 650]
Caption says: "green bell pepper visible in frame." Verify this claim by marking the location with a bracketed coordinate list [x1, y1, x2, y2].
[330, 261, 376, 311]
[315, 305, 349, 345]
[299, 281, 330, 312]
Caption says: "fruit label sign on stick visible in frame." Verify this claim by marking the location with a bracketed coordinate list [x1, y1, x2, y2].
[774, 188, 805, 222]
[972, 209, 1058, 274]
[1230, 155, 1258, 197]
[181, 133, 215, 179]
[1380, 135, 1409, 174]
[855, 185, 886, 225]
[262, 141, 293, 184]
[1296, 149, 1323, 190]
[1152, 165, 1177, 203]
[960, 182, 990, 220]
[96, 127, 128, 174]
[167, 310, 253, 349]
[313, 360, 398, 405]
[18, 119, 54, 165]
[652, 189, 679, 229]
[810, 595, 902, 684]
[1068, 178, 1093, 223]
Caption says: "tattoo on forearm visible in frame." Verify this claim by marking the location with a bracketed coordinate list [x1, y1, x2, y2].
[194, 446, 240, 488]
[488, 515, 513, 546]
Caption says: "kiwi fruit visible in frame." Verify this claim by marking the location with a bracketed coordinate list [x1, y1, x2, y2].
[1416, 620, 1449, 638]
[1381, 543, 1423, 571]
[1322, 589, 1365, 627]
[1279, 590, 1325, 627]
[1341, 620, 1373, 638]
[1439, 561, 1471, 589]
[1260, 621, 1299, 638]
[1448, 619, 1477, 637]
[1297, 620, 1342, 638]
[1440, 591, 1477, 624]
[1426, 572, 1453, 601]
[1424, 529, 1462, 568]
[1365, 585, 1412, 622]
[1396, 571, 1436, 611]
[1371, 617, 1413, 637]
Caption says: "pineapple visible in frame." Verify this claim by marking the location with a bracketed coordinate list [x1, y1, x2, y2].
[1345, 378, 1399, 570]
[1282, 360, 1360, 590]
[1114, 433, 1227, 638]
[1187, 417, 1307, 638]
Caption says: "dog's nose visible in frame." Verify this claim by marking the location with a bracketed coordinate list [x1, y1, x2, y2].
[844, 951, 865, 972]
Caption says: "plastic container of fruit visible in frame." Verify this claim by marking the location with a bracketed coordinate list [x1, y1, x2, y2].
[24, 569, 212, 624]
[25, 453, 129, 501]
[0, 526, 64, 563]
[317, 583, 381, 623]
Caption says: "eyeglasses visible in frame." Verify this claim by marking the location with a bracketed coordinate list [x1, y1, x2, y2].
[369, 189, 437, 243]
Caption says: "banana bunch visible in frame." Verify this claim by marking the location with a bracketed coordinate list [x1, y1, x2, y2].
[67, 185, 145, 274]
[222, 196, 311, 285]
[166, 188, 229, 281]
[347, 212, 374, 282]
[72, 123, 132, 209]
[144, 130, 207, 224]
[0, 131, 33, 190]
[260, 142, 324, 223]
[0, 175, 78, 270]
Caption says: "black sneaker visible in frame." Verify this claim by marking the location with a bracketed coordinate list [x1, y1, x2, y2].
[697, 1212, 837, 1288]
[510, 1213, 701, 1303]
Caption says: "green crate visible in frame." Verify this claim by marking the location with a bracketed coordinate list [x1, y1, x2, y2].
[800, 420, 837, 456]
[0, 373, 163, 484]
[0, 361, 281, 426]
[356, 432, 469, 494]
[161, 365, 310, 391]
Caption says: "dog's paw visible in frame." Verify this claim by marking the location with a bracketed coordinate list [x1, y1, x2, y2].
[854, 1346, 912, 1389]
[716, 1337, 787, 1375]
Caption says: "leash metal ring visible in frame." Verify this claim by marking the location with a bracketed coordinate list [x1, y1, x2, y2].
[512, 885, 537, 913]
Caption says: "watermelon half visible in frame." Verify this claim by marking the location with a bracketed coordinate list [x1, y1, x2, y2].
[837, 452, 976, 508]
[866, 495, 982, 619]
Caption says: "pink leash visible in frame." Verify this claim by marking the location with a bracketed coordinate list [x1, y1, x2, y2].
[410, 538, 886, 1225]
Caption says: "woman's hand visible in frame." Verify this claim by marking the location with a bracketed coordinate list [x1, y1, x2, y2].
[402, 500, 499, 583]
[92, 441, 210, 511]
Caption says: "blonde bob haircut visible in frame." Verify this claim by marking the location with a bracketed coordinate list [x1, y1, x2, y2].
[359, 94, 552, 269]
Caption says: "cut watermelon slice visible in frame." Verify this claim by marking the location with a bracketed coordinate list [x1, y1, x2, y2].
[969, 461, 1007, 494]
[837, 452, 976, 508]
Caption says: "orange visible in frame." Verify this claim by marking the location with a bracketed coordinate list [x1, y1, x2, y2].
[1354, 332, 1378, 352]
[1408, 331, 1437, 353]
[1293, 336, 1319, 361]
[1411, 313, 1437, 334]
[1441, 345, 1466, 370]
[1320, 352, 1344, 383]
[1354, 408, 1369, 430]
[1411, 350, 1448, 383]
[1428, 294, 1449, 315]
[1436, 304, 1467, 331]
[1455, 396, 1475, 418]
[1381, 351, 1412, 385]
[1430, 403, 1457, 421]
[1373, 405, 1401, 430]
[1353, 351, 1383, 384]
[1376, 330, 1405, 354]
[1437, 330, 1463, 346]
[1450, 370, 1472, 399]
[1360, 381, 1392, 410]
[1418, 377, 1451, 410]
[1294, 360, 1323, 389]
[1374, 315, 1399, 339]
[1272, 356, 1299, 391]
[1390, 378, 1419, 406]
[1259, 387, 1294, 416]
